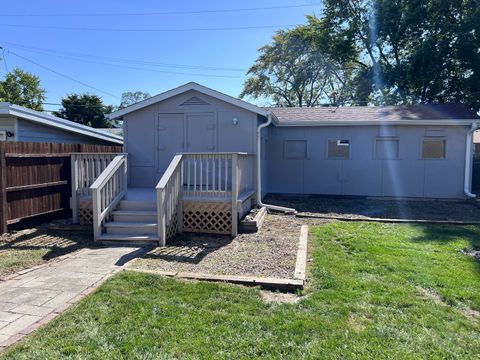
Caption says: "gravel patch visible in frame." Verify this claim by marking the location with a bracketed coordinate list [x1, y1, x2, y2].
[130, 214, 303, 279]
[264, 194, 480, 221]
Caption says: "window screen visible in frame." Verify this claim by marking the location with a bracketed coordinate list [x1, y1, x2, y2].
[284, 140, 307, 159]
[328, 139, 350, 159]
[375, 138, 399, 159]
[422, 138, 446, 159]
[0, 131, 5, 141]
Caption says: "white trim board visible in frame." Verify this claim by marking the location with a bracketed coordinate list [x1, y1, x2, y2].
[108, 82, 270, 119]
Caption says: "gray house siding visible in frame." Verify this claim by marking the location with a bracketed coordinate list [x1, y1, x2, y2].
[0, 117, 16, 141]
[125, 90, 259, 187]
[16, 119, 111, 145]
[266, 124, 468, 199]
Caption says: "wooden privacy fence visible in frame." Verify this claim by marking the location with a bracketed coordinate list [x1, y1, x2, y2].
[0, 141, 122, 234]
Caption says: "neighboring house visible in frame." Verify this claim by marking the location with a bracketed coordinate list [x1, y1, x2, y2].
[74, 82, 478, 245]
[0, 102, 123, 146]
[474, 131, 480, 156]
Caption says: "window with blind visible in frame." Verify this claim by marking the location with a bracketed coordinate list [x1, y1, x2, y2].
[422, 137, 446, 159]
[375, 137, 399, 159]
[327, 139, 350, 159]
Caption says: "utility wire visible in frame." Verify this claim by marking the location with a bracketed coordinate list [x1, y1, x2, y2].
[0, 46, 8, 73]
[1, 41, 246, 72]
[8, 50, 120, 99]
[0, 23, 297, 33]
[5, 47, 245, 78]
[0, 3, 321, 17]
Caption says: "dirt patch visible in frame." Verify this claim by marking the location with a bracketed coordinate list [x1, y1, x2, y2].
[418, 286, 480, 319]
[130, 214, 303, 279]
[264, 194, 480, 222]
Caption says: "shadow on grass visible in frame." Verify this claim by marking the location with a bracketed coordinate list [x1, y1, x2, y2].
[142, 233, 234, 265]
[0, 224, 96, 262]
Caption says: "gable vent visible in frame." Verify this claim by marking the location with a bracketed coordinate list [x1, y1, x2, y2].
[180, 96, 210, 106]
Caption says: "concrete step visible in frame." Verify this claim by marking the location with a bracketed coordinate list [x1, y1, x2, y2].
[118, 200, 156, 211]
[97, 233, 159, 245]
[105, 221, 158, 235]
[112, 210, 157, 222]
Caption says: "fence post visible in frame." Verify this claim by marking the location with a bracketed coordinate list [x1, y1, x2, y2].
[70, 154, 79, 224]
[231, 153, 238, 237]
[0, 142, 7, 235]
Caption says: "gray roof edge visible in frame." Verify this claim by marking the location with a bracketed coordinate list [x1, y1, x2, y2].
[1, 103, 123, 144]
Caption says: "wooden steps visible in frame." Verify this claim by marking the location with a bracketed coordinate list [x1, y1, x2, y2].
[97, 199, 159, 245]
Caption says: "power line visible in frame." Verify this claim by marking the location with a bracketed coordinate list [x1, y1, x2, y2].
[0, 3, 321, 17]
[0, 23, 297, 33]
[8, 51, 120, 99]
[3, 46, 245, 78]
[0, 46, 8, 73]
[1, 41, 246, 72]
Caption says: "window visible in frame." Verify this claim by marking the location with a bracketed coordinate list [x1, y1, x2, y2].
[422, 137, 446, 159]
[375, 137, 399, 159]
[328, 139, 350, 159]
[0, 131, 5, 141]
[284, 140, 307, 159]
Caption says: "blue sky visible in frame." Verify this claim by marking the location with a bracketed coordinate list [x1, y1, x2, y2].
[0, 0, 322, 111]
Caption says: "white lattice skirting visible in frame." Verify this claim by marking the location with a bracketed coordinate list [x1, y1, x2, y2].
[79, 199, 93, 225]
[183, 201, 232, 235]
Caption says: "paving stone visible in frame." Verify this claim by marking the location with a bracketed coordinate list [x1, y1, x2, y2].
[10, 304, 53, 317]
[0, 302, 17, 312]
[0, 311, 22, 322]
[0, 315, 41, 336]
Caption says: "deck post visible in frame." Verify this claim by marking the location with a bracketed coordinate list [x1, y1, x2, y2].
[70, 154, 79, 224]
[177, 162, 184, 233]
[92, 188, 100, 242]
[157, 188, 166, 246]
[231, 153, 238, 237]
[0, 142, 7, 235]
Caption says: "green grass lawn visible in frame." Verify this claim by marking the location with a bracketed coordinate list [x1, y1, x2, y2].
[2, 222, 480, 359]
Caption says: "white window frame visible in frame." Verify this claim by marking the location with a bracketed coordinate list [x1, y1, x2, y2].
[421, 137, 447, 160]
[0, 131, 6, 141]
[283, 140, 307, 160]
[327, 139, 351, 160]
[374, 137, 400, 160]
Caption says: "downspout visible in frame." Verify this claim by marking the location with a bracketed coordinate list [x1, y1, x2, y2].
[257, 113, 296, 213]
[464, 121, 478, 198]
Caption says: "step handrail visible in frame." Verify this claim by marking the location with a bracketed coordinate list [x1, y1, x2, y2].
[156, 154, 183, 246]
[90, 154, 128, 241]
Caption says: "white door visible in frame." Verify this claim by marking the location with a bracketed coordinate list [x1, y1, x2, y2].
[157, 113, 184, 175]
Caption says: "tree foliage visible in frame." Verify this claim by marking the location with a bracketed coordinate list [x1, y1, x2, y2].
[0, 68, 46, 110]
[240, 26, 353, 107]
[53, 94, 113, 128]
[119, 91, 151, 109]
[244, 0, 480, 109]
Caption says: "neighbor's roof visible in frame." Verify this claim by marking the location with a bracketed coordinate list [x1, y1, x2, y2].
[268, 103, 480, 126]
[0, 102, 123, 145]
[108, 82, 269, 119]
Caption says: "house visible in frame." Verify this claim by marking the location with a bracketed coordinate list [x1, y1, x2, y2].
[0, 102, 123, 146]
[71, 82, 478, 245]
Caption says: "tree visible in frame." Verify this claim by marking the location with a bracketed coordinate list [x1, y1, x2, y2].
[240, 26, 353, 107]
[53, 94, 113, 128]
[310, 0, 480, 108]
[119, 91, 151, 109]
[0, 68, 46, 110]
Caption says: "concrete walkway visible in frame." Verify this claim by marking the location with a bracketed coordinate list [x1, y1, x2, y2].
[0, 246, 144, 351]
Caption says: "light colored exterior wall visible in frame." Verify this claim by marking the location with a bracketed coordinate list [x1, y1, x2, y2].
[125, 90, 259, 187]
[0, 117, 16, 141]
[16, 118, 112, 145]
[266, 124, 468, 199]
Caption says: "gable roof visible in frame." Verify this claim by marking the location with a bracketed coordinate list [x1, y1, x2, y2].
[268, 104, 480, 126]
[108, 82, 269, 119]
[0, 102, 123, 145]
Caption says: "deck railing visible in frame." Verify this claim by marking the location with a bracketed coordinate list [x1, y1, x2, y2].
[90, 154, 128, 241]
[70, 152, 118, 223]
[156, 154, 183, 246]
